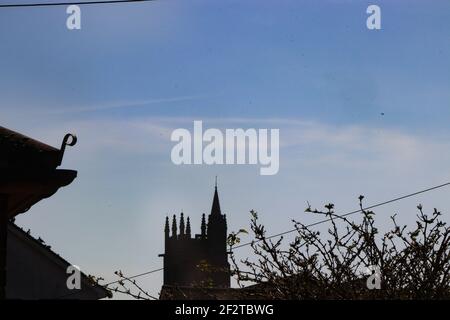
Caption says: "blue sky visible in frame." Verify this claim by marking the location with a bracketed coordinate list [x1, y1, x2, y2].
[1, 0, 450, 298]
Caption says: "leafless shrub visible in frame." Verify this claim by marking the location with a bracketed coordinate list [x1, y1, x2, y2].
[228, 198, 450, 300]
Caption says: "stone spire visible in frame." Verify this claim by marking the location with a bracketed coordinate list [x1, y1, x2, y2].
[211, 182, 221, 216]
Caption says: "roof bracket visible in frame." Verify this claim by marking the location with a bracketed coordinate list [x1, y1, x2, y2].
[58, 133, 77, 166]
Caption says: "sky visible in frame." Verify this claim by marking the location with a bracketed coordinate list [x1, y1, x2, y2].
[1, 0, 450, 299]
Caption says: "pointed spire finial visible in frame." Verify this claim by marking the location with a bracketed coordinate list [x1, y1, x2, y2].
[215, 175, 218, 189]
[211, 182, 221, 216]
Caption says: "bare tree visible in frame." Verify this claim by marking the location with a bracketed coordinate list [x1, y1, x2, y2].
[228, 198, 450, 299]
[88, 271, 158, 300]
[92, 197, 449, 300]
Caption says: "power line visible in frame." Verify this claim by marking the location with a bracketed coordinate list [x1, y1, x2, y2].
[233, 181, 450, 249]
[0, 0, 155, 8]
[105, 267, 164, 286]
[56, 180, 450, 297]
[133, 181, 450, 278]
[54, 266, 164, 299]
[105, 181, 450, 281]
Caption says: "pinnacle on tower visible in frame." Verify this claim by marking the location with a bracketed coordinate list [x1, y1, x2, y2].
[201, 213, 206, 238]
[164, 216, 170, 237]
[171, 214, 177, 238]
[179, 212, 185, 236]
[186, 217, 191, 237]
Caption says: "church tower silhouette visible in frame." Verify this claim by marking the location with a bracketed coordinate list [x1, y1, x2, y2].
[160, 183, 230, 288]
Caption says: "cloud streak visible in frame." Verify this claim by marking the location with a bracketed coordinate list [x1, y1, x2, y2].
[43, 94, 209, 115]
[35, 116, 450, 178]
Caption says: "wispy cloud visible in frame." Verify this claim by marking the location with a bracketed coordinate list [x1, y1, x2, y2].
[44, 94, 209, 115]
[34, 116, 450, 177]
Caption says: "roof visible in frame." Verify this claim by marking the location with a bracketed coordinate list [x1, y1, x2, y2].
[7, 222, 111, 300]
[0, 170, 77, 219]
[0, 126, 61, 171]
[0, 125, 77, 218]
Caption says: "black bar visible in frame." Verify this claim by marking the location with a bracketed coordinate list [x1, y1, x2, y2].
[0, 300, 444, 318]
[0, 194, 7, 300]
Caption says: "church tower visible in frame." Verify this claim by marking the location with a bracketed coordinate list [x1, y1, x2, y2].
[160, 183, 230, 288]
